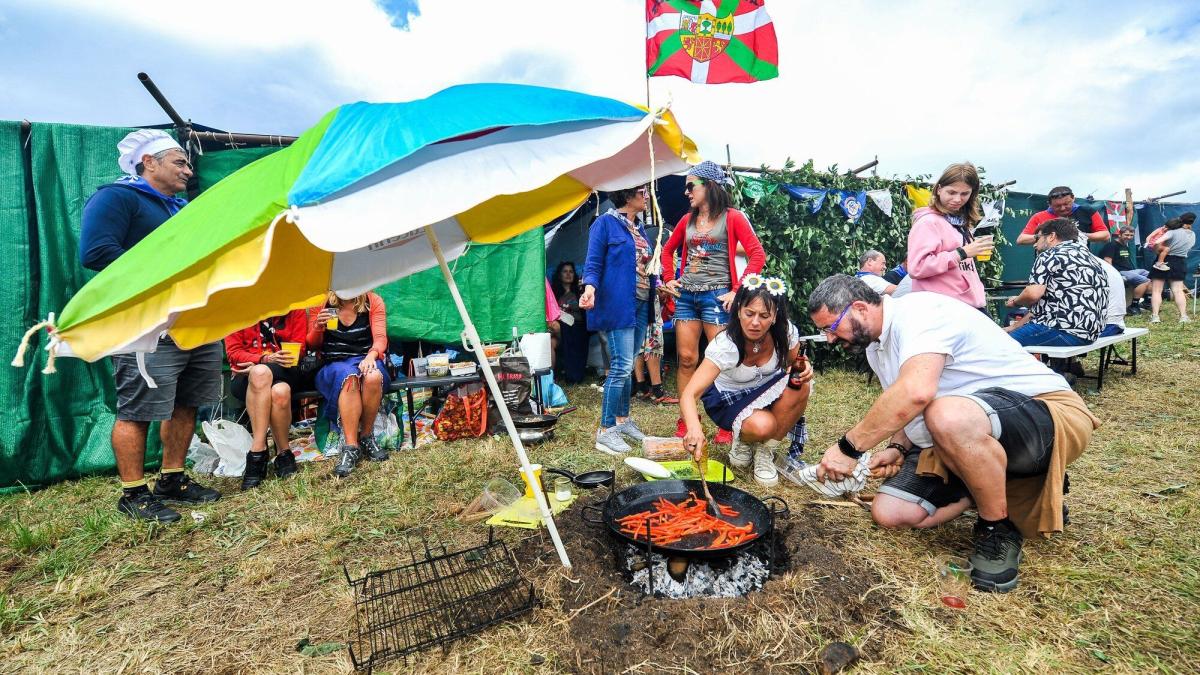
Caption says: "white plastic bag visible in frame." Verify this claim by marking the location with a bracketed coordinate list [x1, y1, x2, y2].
[187, 433, 220, 475]
[374, 412, 401, 450]
[202, 420, 252, 477]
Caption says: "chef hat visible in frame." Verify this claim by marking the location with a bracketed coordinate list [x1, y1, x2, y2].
[117, 129, 183, 175]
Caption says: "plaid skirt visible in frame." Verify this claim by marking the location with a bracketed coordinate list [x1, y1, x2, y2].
[701, 370, 790, 445]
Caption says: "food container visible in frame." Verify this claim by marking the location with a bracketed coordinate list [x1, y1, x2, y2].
[483, 344, 505, 359]
[449, 362, 477, 376]
[426, 353, 450, 377]
[642, 436, 689, 461]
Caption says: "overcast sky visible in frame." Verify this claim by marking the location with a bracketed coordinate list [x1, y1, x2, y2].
[2, 0, 1197, 203]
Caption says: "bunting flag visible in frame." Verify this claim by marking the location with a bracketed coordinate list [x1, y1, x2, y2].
[740, 176, 778, 200]
[865, 189, 893, 217]
[834, 190, 868, 223]
[905, 184, 932, 208]
[780, 185, 827, 213]
[646, 1, 779, 84]
[979, 197, 1005, 230]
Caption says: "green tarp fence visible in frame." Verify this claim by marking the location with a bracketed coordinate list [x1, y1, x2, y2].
[0, 122, 545, 493]
[997, 191, 1119, 282]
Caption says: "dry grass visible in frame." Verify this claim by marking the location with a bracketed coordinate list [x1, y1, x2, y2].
[1, 306, 1198, 673]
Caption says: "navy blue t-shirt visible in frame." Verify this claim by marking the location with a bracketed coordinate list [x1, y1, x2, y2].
[79, 180, 186, 271]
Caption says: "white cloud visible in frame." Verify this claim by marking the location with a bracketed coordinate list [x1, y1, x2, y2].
[7, 0, 1199, 201]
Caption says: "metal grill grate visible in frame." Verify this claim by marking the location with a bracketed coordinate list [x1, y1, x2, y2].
[345, 530, 537, 671]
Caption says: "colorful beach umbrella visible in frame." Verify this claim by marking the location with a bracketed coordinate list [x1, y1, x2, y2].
[15, 83, 699, 568]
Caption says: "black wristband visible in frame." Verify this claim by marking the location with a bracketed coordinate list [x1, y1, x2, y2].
[838, 434, 864, 459]
[955, 246, 967, 260]
[886, 442, 909, 456]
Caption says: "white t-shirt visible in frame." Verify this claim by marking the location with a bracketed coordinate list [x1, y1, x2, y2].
[705, 322, 801, 392]
[1098, 258, 1126, 329]
[866, 292, 1070, 448]
[857, 273, 892, 294]
[891, 275, 913, 299]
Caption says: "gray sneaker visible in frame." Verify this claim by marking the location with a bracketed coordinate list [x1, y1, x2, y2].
[614, 419, 646, 444]
[333, 444, 361, 478]
[595, 427, 632, 456]
[361, 435, 389, 462]
[969, 518, 1024, 592]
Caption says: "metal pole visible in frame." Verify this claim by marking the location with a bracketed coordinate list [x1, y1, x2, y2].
[137, 72, 187, 128]
[1147, 190, 1187, 202]
[422, 225, 572, 568]
[186, 130, 297, 147]
[848, 159, 879, 176]
[997, 180, 1017, 188]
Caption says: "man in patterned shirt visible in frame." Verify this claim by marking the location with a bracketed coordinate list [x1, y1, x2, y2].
[1005, 218, 1108, 347]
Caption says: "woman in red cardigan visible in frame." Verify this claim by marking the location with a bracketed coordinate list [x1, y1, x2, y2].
[308, 290, 390, 478]
[660, 161, 766, 440]
[224, 309, 310, 489]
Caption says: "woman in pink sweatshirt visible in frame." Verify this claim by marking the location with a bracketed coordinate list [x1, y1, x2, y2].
[906, 162, 994, 309]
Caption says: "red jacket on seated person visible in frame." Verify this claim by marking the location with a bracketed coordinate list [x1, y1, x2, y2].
[224, 309, 310, 366]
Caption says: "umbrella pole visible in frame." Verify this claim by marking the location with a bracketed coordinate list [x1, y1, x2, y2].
[422, 226, 572, 568]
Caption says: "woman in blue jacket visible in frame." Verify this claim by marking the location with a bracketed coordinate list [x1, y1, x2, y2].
[580, 186, 652, 455]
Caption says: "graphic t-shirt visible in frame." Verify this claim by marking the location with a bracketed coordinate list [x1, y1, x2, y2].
[682, 212, 729, 291]
[1098, 241, 1134, 271]
[1029, 240, 1107, 341]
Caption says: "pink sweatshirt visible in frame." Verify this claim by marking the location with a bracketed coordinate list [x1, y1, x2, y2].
[906, 206, 986, 309]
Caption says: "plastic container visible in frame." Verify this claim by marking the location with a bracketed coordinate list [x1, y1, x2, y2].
[519, 332, 552, 370]
[426, 353, 450, 377]
[449, 362, 477, 376]
[937, 556, 973, 608]
[642, 436, 688, 461]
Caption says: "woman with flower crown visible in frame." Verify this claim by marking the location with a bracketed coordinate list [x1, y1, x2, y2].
[679, 275, 814, 486]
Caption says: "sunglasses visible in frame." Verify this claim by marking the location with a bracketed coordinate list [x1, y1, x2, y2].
[821, 304, 852, 336]
[1048, 192, 1072, 200]
[684, 180, 704, 193]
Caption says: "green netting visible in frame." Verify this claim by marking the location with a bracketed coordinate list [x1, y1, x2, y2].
[379, 229, 548, 344]
[997, 192, 1116, 282]
[195, 146, 282, 192]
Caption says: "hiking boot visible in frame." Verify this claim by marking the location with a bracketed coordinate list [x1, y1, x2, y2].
[727, 439, 753, 469]
[714, 428, 733, 445]
[361, 435, 389, 462]
[969, 518, 1024, 593]
[273, 450, 298, 479]
[153, 473, 221, 504]
[752, 444, 778, 487]
[614, 419, 646, 444]
[595, 427, 632, 456]
[674, 418, 687, 438]
[117, 490, 181, 523]
[333, 444, 361, 478]
[241, 451, 270, 490]
[1127, 303, 1142, 315]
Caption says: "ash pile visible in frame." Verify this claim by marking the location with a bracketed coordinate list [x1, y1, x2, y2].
[621, 545, 771, 598]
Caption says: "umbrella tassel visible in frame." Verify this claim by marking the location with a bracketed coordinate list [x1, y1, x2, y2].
[11, 313, 56, 368]
[41, 338, 59, 375]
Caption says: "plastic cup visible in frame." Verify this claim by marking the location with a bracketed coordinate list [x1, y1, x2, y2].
[937, 556, 973, 608]
[479, 478, 522, 514]
[279, 341, 301, 365]
[325, 316, 339, 331]
[519, 464, 543, 498]
[976, 250, 992, 262]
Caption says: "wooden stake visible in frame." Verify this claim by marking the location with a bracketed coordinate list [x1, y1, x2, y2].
[1125, 187, 1135, 233]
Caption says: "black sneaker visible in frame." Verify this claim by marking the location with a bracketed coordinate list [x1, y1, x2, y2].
[1127, 303, 1142, 316]
[117, 490, 181, 523]
[361, 436, 389, 462]
[333, 444, 360, 478]
[153, 473, 222, 504]
[274, 451, 298, 479]
[969, 518, 1024, 593]
[241, 451, 270, 490]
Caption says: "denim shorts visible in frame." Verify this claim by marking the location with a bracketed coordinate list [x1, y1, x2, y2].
[674, 287, 730, 325]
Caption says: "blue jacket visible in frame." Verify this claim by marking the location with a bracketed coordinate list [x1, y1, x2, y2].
[79, 177, 187, 271]
[582, 210, 648, 332]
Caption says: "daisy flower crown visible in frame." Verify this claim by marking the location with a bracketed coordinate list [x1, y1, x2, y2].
[742, 274, 787, 296]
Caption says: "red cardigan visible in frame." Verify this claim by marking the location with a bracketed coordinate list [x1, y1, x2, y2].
[224, 309, 310, 366]
[659, 208, 765, 289]
[306, 291, 388, 357]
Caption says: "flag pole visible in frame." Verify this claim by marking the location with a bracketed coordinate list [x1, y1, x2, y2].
[423, 225, 572, 569]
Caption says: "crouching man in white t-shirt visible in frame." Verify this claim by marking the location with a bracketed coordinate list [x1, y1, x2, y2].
[807, 275, 1100, 593]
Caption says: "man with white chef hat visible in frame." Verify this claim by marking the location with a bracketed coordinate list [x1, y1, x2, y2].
[80, 129, 222, 523]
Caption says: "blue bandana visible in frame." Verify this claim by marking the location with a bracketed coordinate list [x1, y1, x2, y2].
[114, 175, 188, 213]
[687, 160, 729, 186]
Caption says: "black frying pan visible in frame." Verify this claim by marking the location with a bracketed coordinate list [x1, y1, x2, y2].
[585, 480, 786, 559]
[544, 467, 613, 489]
[511, 413, 559, 430]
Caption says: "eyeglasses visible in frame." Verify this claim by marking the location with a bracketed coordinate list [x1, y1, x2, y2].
[821, 304, 852, 336]
[684, 180, 703, 193]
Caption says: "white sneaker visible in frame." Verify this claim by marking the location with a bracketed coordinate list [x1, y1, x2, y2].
[1181, 315, 1191, 323]
[595, 427, 632, 456]
[727, 439, 753, 469]
[1152, 262, 1170, 271]
[1150, 315, 1162, 324]
[753, 444, 778, 487]
[614, 419, 646, 444]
